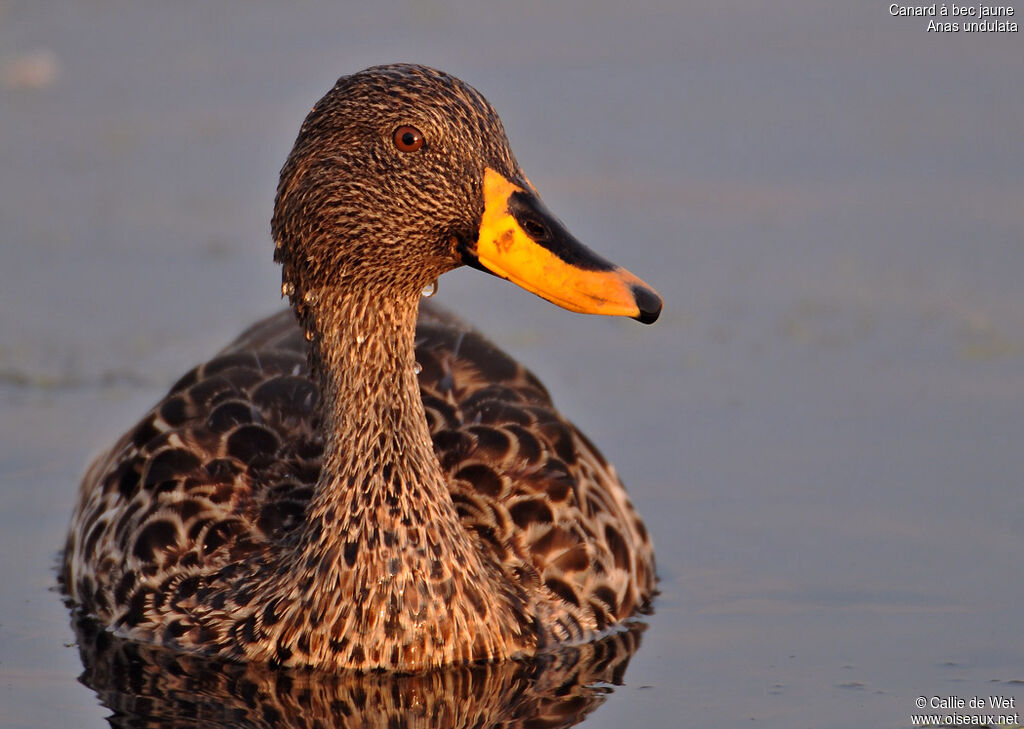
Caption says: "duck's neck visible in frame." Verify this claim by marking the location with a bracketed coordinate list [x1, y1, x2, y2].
[276, 289, 536, 670]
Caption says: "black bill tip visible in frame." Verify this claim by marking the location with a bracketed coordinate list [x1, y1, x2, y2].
[631, 285, 663, 324]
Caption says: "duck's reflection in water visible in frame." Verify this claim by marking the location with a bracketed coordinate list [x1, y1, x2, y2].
[71, 617, 646, 729]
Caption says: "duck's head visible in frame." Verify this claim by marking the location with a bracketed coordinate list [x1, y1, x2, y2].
[273, 64, 661, 327]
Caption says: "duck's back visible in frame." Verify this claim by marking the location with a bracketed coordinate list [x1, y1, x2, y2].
[63, 303, 654, 656]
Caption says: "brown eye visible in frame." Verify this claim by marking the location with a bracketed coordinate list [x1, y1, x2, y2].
[393, 125, 424, 153]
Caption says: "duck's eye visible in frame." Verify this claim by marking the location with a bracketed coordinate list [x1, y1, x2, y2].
[393, 125, 425, 153]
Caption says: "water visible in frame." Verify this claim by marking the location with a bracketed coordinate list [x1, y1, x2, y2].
[2, 2, 1022, 727]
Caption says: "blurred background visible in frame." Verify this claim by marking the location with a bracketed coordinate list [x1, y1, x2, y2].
[1, 2, 1021, 727]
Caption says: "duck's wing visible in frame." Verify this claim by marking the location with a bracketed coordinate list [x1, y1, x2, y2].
[413, 302, 655, 640]
[62, 310, 321, 631]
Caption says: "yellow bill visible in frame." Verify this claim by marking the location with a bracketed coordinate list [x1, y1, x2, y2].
[461, 168, 662, 324]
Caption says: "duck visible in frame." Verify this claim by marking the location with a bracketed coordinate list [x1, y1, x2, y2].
[62, 63, 662, 672]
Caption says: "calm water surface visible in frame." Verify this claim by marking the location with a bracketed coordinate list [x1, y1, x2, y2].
[2, 2, 1021, 727]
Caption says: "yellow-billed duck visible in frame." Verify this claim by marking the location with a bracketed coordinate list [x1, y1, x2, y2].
[63, 64, 662, 672]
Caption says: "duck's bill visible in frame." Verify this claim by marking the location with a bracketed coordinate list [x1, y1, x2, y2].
[460, 168, 662, 324]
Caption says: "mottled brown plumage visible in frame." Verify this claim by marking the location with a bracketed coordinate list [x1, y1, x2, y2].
[71, 613, 646, 729]
[63, 64, 658, 672]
